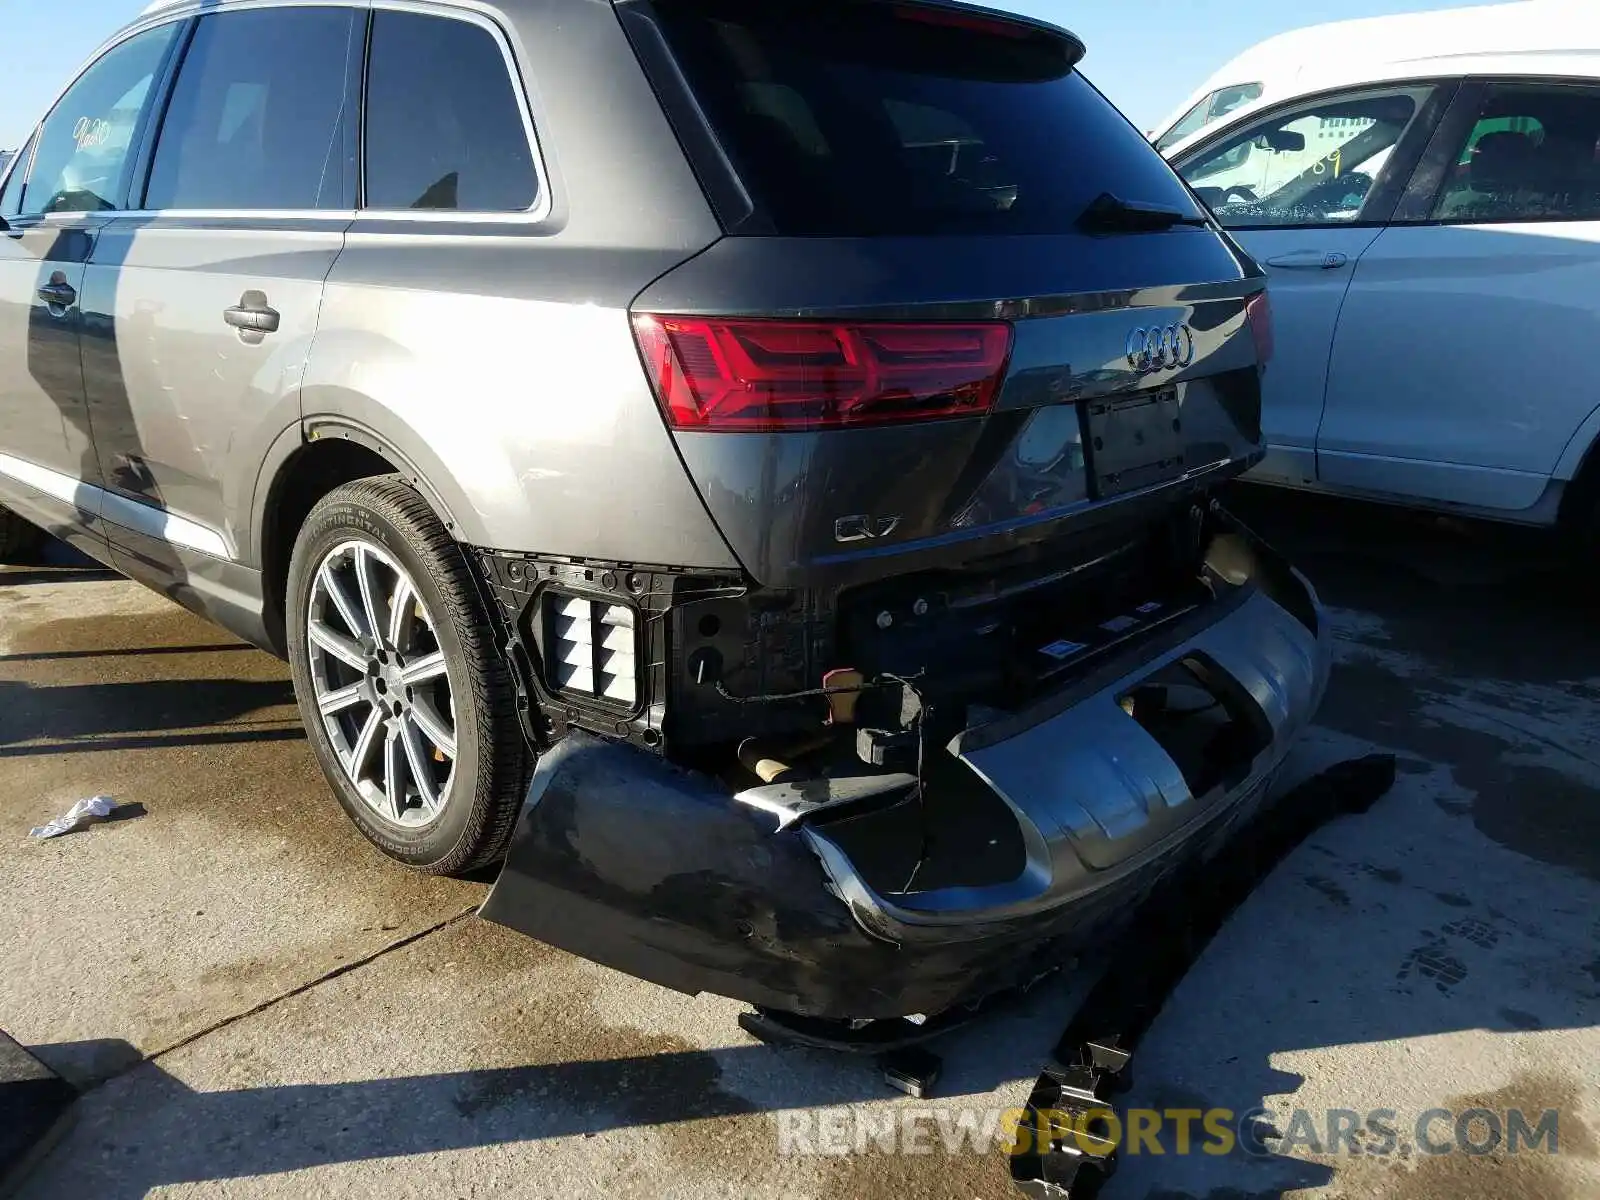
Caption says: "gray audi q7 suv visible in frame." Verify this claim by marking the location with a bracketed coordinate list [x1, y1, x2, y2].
[0, 0, 1325, 1020]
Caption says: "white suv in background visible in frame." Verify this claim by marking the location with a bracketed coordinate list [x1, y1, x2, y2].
[1170, 9, 1600, 530]
[1150, 0, 1551, 155]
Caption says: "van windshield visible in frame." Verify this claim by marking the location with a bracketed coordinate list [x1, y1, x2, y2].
[650, 0, 1206, 236]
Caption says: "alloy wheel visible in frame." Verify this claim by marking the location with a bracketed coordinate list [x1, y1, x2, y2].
[305, 539, 458, 829]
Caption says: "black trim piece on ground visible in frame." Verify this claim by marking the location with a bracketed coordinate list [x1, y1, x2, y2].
[0, 1030, 76, 1196]
[1010, 754, 1398, 1199]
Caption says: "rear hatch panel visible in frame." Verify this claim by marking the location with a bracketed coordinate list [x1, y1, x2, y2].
[625, 0, 1264, 588]
[639, 236, 1262, 587]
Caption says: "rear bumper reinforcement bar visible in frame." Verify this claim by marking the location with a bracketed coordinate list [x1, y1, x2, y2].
[481, 508, 1332, 1021]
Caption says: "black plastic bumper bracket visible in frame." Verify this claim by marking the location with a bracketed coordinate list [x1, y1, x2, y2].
[1011, 754, 1398, 1199]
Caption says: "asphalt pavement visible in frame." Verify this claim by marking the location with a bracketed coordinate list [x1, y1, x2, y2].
[2, 488, 1597, 1199]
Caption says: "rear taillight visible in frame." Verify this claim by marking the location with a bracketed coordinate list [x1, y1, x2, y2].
[1245, 292, 1274, 367]
[632, 315, 1013, 432]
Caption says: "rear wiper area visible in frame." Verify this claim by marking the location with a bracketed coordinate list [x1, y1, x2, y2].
[1078, 191, 1211, 234]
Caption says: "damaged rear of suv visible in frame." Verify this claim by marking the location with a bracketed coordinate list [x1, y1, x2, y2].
[478, 0, 1326, 1020]
[0, 0, 1323, 1025]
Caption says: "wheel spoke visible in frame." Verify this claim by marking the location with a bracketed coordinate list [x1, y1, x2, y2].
[383, 724, 408, 820]
[387, 576, 416, 652]
[318, 561, 367, 640]
[400, 650, 448, 686]
[309, 620, 368, 670]
[409, 694, 457, 759]
[400, 717, 440, 812]
[318, 680, 368, 718]
[354, 546, 386, 647]
[348, 707, 383, 777]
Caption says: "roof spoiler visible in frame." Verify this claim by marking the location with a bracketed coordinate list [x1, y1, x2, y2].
[880, 0, 1087, 67]
[631, 0, 1086, 72]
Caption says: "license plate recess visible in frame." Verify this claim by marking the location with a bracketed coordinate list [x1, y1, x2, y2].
[1085, 387, 1184, 498]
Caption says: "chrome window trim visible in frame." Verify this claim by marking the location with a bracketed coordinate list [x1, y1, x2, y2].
[108, 210, 360, 222]
[356, 0, 554, 224]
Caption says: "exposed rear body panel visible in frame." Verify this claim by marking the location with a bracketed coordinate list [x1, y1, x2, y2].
[637, 234, 1262, 586]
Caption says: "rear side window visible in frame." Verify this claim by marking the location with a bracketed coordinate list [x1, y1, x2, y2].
[648, 0, 1204, 236]
[1432, 84, 1600, 223]
[144, 7, 358, 211]
[363, 11, 538, 212]
[20, 23, 177, 216]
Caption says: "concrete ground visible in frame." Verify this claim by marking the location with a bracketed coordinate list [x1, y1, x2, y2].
[1110, 492, 1600, 1200]
[2, 489, 1597, 1199]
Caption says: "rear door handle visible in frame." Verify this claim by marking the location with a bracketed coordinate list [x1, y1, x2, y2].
[37, 278, 77, 307]
[224, 290, 280, 334]
[1265, 250, 1349, 271]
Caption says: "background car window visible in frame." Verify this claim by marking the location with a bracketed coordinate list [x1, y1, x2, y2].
[363, 12, 537, 212]
[0, 138, 30, 217]
[1156, 82, 1264, 151]
[1432, 85, 1600, 222]
[1181, 87, 1435, 228]
[144, 7, 357, 211]
[1458, 115, 1545, 164]
[19, 24, 176, 216]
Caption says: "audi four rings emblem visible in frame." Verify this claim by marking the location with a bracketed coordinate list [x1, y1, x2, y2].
[1126, 324, 1196, 373]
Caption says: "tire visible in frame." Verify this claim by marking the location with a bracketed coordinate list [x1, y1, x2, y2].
[0, 507, 45, 562]
[285, 475, 529, 875]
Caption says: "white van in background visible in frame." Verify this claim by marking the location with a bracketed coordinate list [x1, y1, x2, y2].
[1165, 1, 1600, 531]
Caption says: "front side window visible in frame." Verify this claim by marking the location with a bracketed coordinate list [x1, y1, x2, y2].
[1179, 86, 1435, 228]
[363, 11, 537, 212]
[145, 7, 358, 211]
[20, 24, 177, 216]
[1156, 82, 1264, 151]
[1431, 84, 1600, 223]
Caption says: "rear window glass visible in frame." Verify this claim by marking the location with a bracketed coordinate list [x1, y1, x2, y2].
[650, 0, 1204, 236]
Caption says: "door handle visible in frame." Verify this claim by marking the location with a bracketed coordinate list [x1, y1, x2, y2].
[37, 277, 77, 308]
[224, 290, 280, 335]
[1265, 251, 1349, 270]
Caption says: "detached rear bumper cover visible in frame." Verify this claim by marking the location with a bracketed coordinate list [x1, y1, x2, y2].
[481, 519, 1330, 1021]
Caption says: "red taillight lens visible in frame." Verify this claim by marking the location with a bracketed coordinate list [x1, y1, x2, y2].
[632, 315, 1014, 432]
[1245, 292, 1275, 367]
